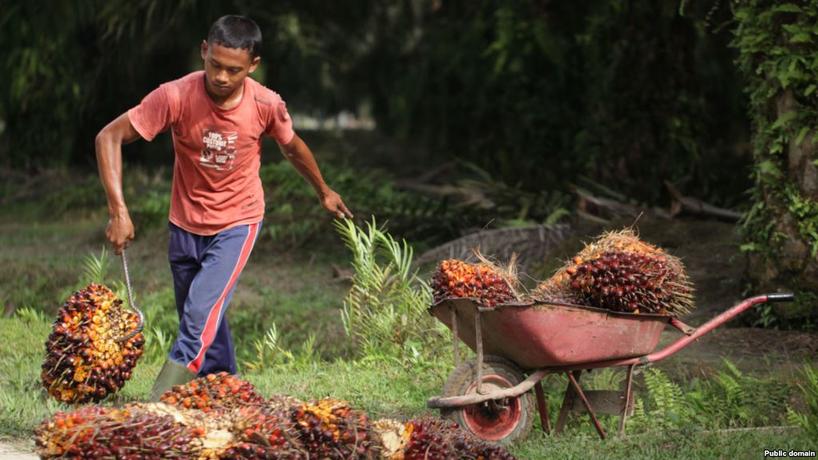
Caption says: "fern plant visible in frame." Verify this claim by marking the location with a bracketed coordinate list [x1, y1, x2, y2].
[788, 364, 818, 438]
[335, 217, 441, 358]
[629, 368, 693, 433]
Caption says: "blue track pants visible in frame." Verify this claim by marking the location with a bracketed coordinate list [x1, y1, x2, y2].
[166, 221, 261, 376]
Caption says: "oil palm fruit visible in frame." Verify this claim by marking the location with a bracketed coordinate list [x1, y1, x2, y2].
[535, 229, 694, 316]
[432, 259, 517, 307]
[160, 371, 265, 413]
[289, 398, 378, 459]
[41, 283, 144, 404]
[218, 442, 305, 459]
[397, 417, 516, 460]
[567, 251, 693, 314]
[230, 405, 296, 451]
[35, 405, 202, 459]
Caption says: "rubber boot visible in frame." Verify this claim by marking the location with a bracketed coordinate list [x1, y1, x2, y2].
[149, 359, 196, 402]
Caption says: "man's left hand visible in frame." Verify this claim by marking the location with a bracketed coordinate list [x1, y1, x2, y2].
[321, 189, 353, 219]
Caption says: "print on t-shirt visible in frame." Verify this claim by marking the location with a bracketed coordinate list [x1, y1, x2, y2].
[200, 129, 238, 171]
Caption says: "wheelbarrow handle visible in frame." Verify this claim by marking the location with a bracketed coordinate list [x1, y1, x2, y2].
[562, 293, 795, 370]
[765, 292, 795, 303]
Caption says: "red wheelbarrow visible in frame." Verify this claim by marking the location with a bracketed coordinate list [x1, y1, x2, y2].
[426, 293, 794, 443]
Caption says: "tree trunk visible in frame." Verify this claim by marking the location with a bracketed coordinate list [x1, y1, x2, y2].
[733, 1, 818, 326]
[746, 90, 818, 320]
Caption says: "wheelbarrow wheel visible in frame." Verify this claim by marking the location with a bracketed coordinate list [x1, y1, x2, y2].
[441, 355, 534, 444]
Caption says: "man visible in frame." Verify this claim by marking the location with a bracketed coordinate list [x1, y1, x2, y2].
[95, 15, 352, 400]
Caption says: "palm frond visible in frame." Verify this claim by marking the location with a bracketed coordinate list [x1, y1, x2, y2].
[80, 246, 110, 285]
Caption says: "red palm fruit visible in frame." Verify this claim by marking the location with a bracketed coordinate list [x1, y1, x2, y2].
[289, 398, 378, 459]
[230, 405, 298, 451]
[160, 372, 265, 413]
[398, 416, 517, 460]
[41, 283, 144, 404]
[218, 442, 306, 459]
[431, 259, 517, 307]
[566, 251, 693, 314]
[35, 405, 202, 459]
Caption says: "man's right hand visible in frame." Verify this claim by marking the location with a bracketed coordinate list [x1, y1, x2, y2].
[106, 212, 135, 255]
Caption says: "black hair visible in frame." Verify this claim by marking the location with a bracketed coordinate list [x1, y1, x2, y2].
[207, 15, 262, 57]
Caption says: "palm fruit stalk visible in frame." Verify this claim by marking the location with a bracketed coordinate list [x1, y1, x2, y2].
[431, 258, 519, 308]
[535, 229, 694, 316]
[161, 372, 266, 413]
[289, 398, 378, 459]
[41, 283, 144, 404]
[35, 405, 203, 459]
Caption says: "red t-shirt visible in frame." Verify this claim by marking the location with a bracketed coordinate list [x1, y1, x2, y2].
[128, 71, 294, 235]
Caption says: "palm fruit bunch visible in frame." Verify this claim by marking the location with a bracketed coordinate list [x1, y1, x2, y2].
[535, 229, 694, 315]
[393, 417, 516, 460]
[219, 442, 305, 459]
[289, 398, 378, 459]
[35, 404, 203, 459]
[230, 405, 297, 450]
[161, 371, 265, 412]
[41, 283, 144, 403]
[431, 259, 518, 307]
[397, 417, 452, 460]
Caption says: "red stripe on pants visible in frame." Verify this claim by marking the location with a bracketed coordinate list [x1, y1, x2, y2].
[187, 222, 259, 373]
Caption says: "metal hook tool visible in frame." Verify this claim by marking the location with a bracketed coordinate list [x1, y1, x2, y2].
[116, 249, 145, 343]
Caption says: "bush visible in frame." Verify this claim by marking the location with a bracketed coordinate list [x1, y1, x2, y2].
[334, 217, 446, 359]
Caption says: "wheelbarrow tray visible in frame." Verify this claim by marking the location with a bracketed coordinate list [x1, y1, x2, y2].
[430, 298, 669, 370]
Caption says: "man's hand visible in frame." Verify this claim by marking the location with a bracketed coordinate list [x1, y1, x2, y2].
[320, 188, 353, 219]
[279, 135, 353, 220]
[106, 212, 135, 255]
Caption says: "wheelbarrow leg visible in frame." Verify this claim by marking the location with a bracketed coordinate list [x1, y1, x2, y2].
[618, 364, 636, 436]
[567, 371, 607, 440]
[554, 370, 580, 434]
[534, 380, 551, 434]
[450, 307, 459, 369]
[474, 310, 484, 394]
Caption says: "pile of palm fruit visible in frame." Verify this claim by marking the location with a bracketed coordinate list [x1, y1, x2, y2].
[431, 258, 518, 307]
[431, 229, 694, 316]
[41, 283, 144, 403]
[36, 374, 516, 459]
[393, 417, 516, 460]
[160, 372, 265, 412]
[534, 229, 694, 315]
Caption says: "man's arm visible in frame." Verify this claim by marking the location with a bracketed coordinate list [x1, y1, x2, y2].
[95, 112, 143, 254]
[279, 134, 353, 219]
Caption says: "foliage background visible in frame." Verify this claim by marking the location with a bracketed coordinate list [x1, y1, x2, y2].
[1, 0, 752, 205]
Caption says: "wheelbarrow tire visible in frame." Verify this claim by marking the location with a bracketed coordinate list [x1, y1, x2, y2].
[441, 355, 534, 444]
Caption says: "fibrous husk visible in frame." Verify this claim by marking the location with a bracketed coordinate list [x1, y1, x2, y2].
[41, 283, 144, 404]
[371, 419, 405, 458]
